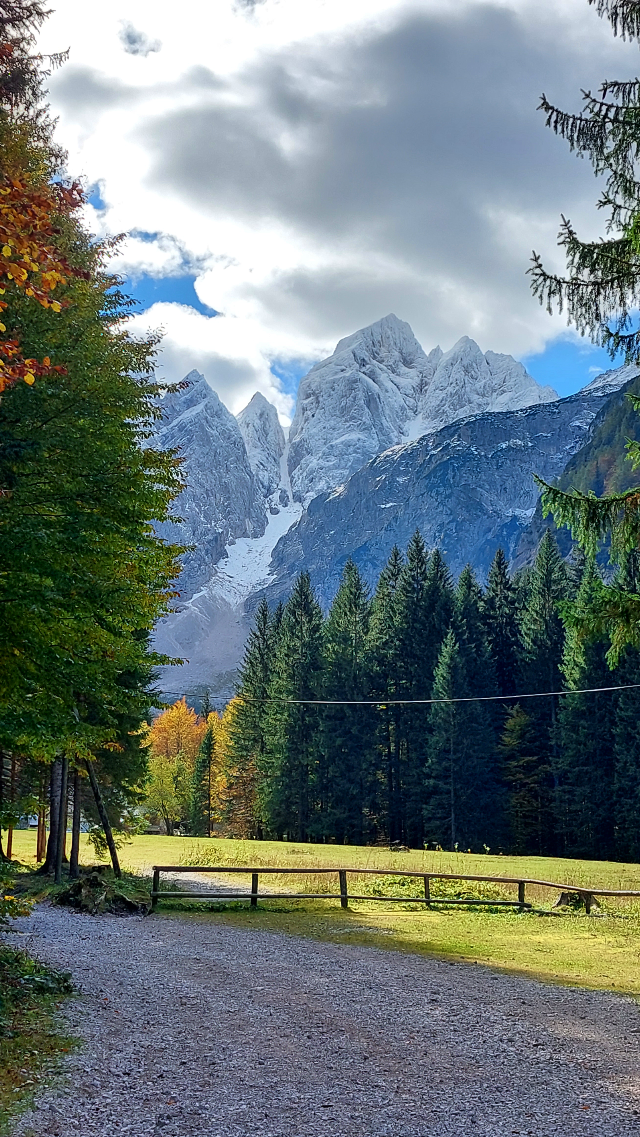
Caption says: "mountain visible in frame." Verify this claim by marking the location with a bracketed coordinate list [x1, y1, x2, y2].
[287, 315, 557, 502]
[287, 315, 433, 502]
[151, 371, 267, 595]
[237, 392, 287, 504]
[513, 371, 640, 569]
[264, 377, 635, 609]
[151, 321, 631, 701]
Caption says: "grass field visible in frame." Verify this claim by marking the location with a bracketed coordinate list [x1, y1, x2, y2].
[9, 829, 640, 996]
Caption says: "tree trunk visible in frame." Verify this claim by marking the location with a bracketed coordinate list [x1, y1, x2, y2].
[38, 758, 61, 874]
[36, 807, 46, 862]
[36, 770, 47, 862]
[85, 758, 121, 878]
[54, 756, 69, 884]
[0, 751, 7, 863]
[69, 770, 81, 879]
[5, 754, 17, 860]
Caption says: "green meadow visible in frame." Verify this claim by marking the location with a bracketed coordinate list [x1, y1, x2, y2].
[10, 830, 640, 996]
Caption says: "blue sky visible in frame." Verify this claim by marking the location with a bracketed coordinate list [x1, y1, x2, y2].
[520, 338, 624, 399]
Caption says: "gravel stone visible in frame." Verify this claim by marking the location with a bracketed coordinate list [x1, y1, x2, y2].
[8, 904, 640, 1136]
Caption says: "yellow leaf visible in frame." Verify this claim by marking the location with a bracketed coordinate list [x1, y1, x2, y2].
[24, 373, 35, 385]
[0, 323, 5, 332]
[2, 245, 11, 256]
[51, 301, 61, 313]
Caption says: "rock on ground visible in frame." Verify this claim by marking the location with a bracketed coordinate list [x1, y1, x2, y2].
[8, 904, 640, 1136]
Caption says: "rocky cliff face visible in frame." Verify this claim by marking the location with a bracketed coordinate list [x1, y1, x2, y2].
[237, 391, 287, 503]
[287, 315, 557, 502]
[152, 371, 266, 596]
[287, 315, 432, 503]
[265, 378, 631, 609]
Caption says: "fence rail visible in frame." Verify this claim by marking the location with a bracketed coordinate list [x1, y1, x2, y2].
[149, 864, 640, 914]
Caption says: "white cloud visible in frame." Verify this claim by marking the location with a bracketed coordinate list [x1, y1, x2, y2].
[38, 0, 640, 400]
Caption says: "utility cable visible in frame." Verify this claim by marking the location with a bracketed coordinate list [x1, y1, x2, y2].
[159, 682, 640, 706]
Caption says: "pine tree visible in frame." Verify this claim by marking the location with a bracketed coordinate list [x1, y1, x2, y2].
[261, 573, 323, 840]
[517, 530, 570, 853]
[189, 725, 215, 837]
[611, 551, 640, 858]
[319, 561, 374, 843]
[613, 647, 640, 859]
[229, 599, 278, 837]
[555, 562, 617, 857]
[482, 549, 522, 697]
[425, 630, 497, 850]
[500, 705, 551, 854]
[367, 545, 404, 841]
[394, 532, 433, 846]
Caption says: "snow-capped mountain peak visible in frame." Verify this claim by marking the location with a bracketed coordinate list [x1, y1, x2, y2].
[287, 313, 431, 502]
[287, 317, 559, 501]
[237, 391, 286, 500]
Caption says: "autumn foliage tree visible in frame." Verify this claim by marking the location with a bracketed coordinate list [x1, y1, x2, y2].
[144, 701, 207, 834]
[0, 0, 84, 393]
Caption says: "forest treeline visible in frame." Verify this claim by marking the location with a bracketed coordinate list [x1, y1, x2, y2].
[193, 531, 640, 860]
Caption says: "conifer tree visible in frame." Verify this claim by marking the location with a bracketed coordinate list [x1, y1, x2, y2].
[500, 705, 551, 854]
[425, 630, 497, 849]
[319, 561, 374, 843]
[612, 647, 640, 859]
[611, 551, 640, 858]
[394, 532, 433, 845]
[367, 545, 404, 841]
[517, 530, 570, 852]
[482, 549, 522, 697]
[261, 573, 323, 839]
[229, 599, 279, 836]
[530, 0, 640, 658]
[556, 561, 617, 858]
[189, 724, 215, 837]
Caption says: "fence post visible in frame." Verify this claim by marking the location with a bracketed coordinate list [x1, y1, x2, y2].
[152, 868, 159, 911]
[424, 875, 431, 907]
[251, 873, 259, 908]
[339, 869, 348, 909]
[584, 891, 592, 915]
[518, 881, 526, 911]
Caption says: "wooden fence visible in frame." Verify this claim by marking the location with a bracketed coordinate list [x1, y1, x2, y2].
[150, 865, 640, 913]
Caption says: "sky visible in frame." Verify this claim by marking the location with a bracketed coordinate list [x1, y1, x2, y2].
[38, 0, 639, 420]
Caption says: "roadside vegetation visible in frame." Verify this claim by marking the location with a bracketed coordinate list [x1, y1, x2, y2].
[0, 871, 73, 1135]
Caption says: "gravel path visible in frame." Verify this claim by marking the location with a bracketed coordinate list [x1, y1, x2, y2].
[8, 904, 640, 1136]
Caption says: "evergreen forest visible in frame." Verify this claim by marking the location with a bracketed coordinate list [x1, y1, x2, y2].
[223, 532, 640, 859]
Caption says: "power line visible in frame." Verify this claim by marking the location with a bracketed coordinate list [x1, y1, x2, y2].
[159, 682, 640, 707]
